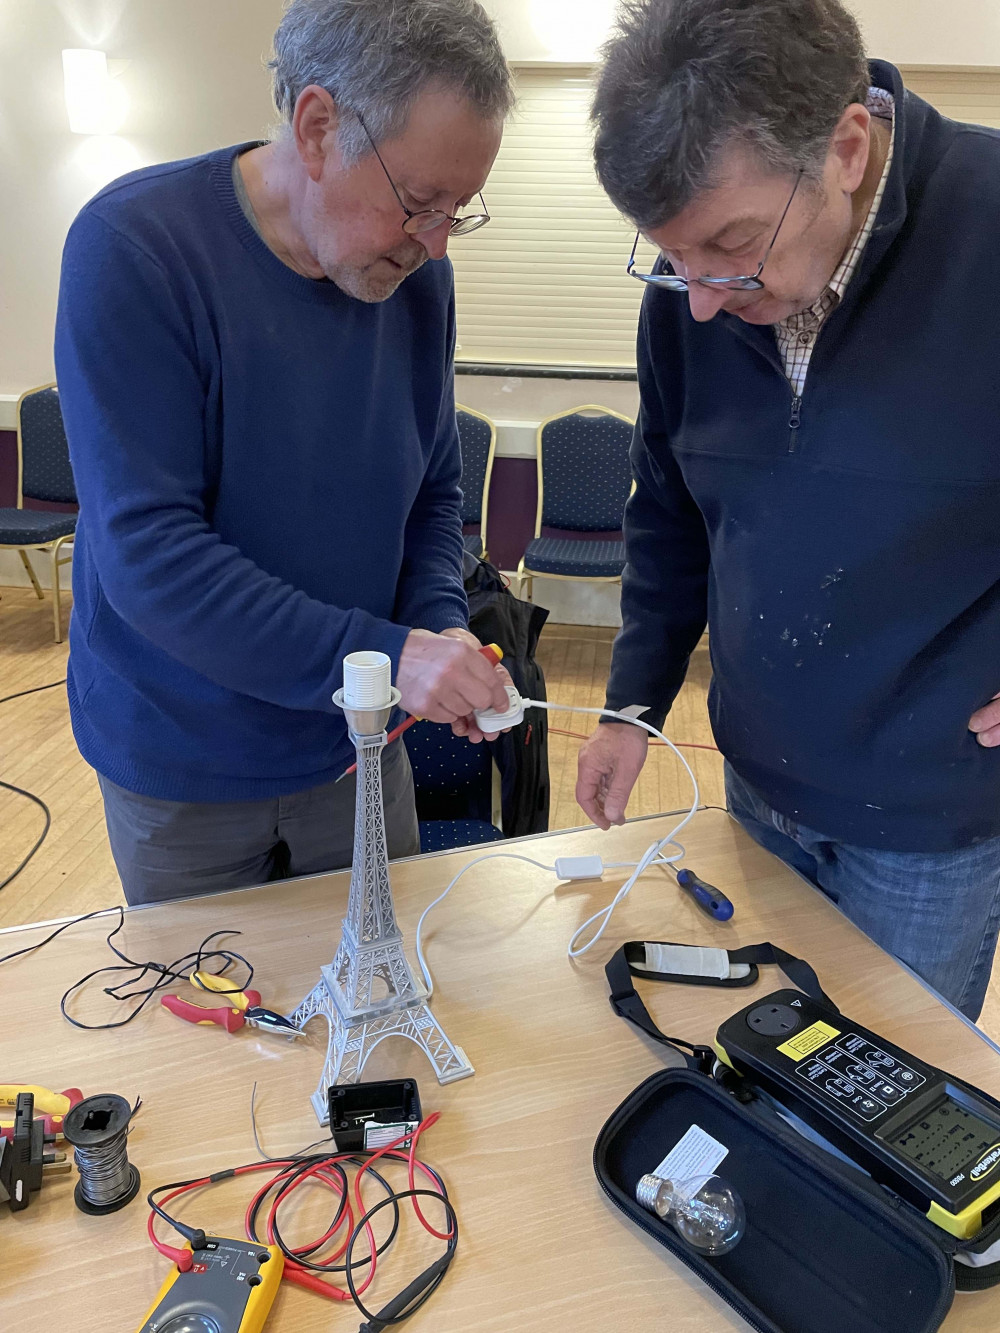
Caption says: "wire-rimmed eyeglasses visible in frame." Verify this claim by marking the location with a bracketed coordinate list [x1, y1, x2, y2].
[627, 171, 804, 291]
[356, 112, 490, 237]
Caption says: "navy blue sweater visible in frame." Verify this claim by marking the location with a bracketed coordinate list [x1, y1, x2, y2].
[55, 144, 468, 801]
[606, 63, 1000, 852]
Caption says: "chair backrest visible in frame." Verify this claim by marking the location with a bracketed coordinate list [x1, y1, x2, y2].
[405, 721, 494, 824]
[456, 407, 496, 540]
[17, 385, 77, 505]
[535, 405, 634, 534]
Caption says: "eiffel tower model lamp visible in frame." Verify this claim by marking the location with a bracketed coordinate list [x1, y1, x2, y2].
[289, 651, 474, 1122]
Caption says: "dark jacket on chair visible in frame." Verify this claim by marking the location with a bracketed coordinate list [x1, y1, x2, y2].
[466, 555, 551, 836]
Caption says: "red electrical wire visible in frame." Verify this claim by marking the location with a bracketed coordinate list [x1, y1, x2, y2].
[147, 1114, 452, 1304]
[548, 725, 720, 752]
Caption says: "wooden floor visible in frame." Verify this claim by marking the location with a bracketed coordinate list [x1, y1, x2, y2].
[534, 622, 724, 833]
[0, 587, 997, 1038]
[0, 590, 114, 929]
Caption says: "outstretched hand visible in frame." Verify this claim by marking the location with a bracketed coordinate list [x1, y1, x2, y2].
[576, 722, 649, 829]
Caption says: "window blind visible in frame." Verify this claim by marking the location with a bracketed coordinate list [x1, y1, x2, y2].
[451, 67, 1000, 371]
[450, 69, 656, 370]
[903, 68, 1000, 129]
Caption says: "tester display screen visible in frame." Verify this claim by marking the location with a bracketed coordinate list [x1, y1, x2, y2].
[887, 1099, 999, 1182]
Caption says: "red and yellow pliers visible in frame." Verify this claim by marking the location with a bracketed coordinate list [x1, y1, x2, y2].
[161, 972, 300, 1038]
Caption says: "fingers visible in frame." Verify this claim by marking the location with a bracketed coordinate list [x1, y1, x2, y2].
[452, 714, 505, 744]
[970, 692, 1000, 748]
[454, 648, 509, 713]
[483, 661, 513, 713]
[576, 723, 649, 830]
[601, 768, 633, 826]
[490, 662, 516, 712]
[397, 631, 509, 721]
[973, 720, 1000, 748]
[430, 684, 482, 719]
[453, 715, 485, 743]
[439, 634, 511, 710]
[576, 753, 612, 830]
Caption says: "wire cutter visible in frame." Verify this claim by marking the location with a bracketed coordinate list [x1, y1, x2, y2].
[160, 971, 300, 1038]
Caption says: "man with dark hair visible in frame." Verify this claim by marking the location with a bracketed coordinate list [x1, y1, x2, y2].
[55, 0, 514, 904]
[579, 0, 1000, 1019]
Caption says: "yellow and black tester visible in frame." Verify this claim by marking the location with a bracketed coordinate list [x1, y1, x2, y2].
[135, 1237, 284, 1333]
[716, 990, 1000, 1240]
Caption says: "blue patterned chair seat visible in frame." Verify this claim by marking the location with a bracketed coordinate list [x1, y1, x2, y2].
[462, 533, 484, 557]
[0, 509, 77, 546]
[522, 537, 625, 579]
[419, 819, 505, 854]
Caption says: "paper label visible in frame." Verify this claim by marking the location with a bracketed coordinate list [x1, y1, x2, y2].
[777, 1020, 841, 1062]
[652, 1123, 729, 1202]
[362, 1120, 419, 1150]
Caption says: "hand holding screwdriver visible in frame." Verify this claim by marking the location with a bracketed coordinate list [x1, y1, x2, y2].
[338, 640, 509, 782]
[397, 632, 512, 742]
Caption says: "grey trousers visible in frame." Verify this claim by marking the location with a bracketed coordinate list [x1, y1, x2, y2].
[97, 740, 421, 905]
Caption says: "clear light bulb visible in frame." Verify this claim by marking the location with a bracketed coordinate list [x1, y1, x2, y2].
[636, 1172, 745, 1255]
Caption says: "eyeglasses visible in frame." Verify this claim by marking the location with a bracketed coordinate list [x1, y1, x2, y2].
[627, 170, 804, 291]
[356, 112, 490, 237]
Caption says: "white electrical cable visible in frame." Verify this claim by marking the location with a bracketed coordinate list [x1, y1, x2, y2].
[414, 852, 556, 998]
[524, 702, 700, 957]
[413, 702, 702, 993]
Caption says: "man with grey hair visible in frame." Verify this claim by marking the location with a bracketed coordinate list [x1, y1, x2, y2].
[579, 0, 1000, 1019]
[55, 0, 514, 903]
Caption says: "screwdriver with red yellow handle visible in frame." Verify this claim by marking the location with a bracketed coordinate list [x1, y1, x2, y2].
[336, 641, 505, 782]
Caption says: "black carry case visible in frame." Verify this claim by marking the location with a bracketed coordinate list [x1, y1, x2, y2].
[595, 942, 1000, 1332]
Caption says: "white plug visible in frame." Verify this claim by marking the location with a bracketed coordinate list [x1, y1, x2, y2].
[474, 684, 525, 732]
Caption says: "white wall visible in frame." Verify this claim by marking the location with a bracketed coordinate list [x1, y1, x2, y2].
[851, 1, 1000, 66]
[0, 0, 283, 400]
[5, 0, 998, 402]
[482, 0, 616, 64]
[482, 0, 1000, 66]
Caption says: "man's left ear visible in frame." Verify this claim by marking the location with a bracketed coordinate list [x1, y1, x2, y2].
[293, 84, 341, 183]
[828, 103, 872, 194]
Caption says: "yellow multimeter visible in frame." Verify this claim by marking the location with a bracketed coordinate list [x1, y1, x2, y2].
[135, 1237, 284, 1333]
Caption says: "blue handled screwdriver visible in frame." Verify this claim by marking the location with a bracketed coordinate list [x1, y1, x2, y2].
[676, 868, 735, 922]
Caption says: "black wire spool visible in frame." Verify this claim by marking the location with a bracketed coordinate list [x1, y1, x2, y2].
[62, 1093, 141, 1215]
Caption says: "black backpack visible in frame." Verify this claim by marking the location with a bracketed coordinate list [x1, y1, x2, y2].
[464, 553, 550, 836]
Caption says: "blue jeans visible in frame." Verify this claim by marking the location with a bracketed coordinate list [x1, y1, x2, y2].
[98, 739, 420, 906]
[725, 763, 1000, 1022]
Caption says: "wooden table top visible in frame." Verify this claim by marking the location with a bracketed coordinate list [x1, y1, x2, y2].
[3, 809, 999, 1331]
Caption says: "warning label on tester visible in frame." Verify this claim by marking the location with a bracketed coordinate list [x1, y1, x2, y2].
[777, 1020, 842, 1062]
